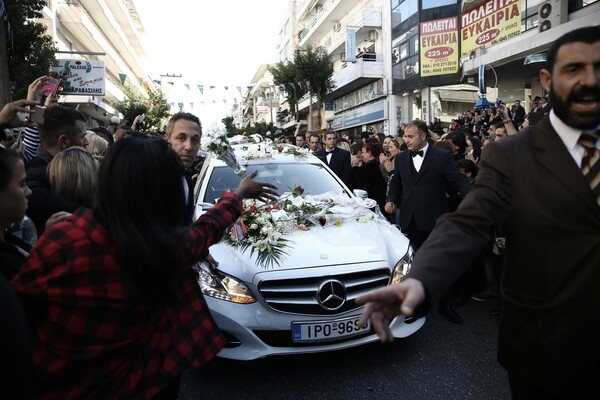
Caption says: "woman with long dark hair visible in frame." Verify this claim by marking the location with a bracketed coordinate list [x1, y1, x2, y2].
[12, 135, 277, 399]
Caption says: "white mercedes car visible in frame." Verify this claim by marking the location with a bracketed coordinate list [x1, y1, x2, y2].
[193, 141, 424, 360]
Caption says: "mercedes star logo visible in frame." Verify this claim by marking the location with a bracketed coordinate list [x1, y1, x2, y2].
[317, 279, 347, 311]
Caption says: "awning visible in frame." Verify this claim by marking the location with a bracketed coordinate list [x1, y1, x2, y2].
[435, 90, 480, 103]
[58, 95, 119, 124]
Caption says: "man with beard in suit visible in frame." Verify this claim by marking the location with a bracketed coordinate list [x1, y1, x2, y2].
[357, 27, 600, 398]
[316, 131, 353, 189]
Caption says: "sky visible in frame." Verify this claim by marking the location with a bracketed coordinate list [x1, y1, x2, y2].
[135, 0, 291, 126]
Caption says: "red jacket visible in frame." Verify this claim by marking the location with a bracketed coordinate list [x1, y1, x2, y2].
[12, 192, 242, 399]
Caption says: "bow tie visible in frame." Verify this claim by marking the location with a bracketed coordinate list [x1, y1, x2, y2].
[326, 149, 333, 154]
[410, 150, 424, 157]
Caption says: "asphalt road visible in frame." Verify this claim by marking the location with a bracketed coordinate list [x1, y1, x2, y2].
[180, 299, 510, 400]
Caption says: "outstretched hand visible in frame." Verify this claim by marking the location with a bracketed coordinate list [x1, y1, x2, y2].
[234, 171, 278, 203]
[0, 99, 39, 130]
[355, 278, 426, 343]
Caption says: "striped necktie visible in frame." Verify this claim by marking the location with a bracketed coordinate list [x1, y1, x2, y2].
[578, 130, 600, 206]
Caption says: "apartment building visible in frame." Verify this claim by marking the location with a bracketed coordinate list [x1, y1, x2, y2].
[36, 0, 149, 126]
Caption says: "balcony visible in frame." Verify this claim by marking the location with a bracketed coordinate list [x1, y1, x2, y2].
[297, 0, 356, 47]
[329, 54, 384, 98]
[323, 8, 381, 53]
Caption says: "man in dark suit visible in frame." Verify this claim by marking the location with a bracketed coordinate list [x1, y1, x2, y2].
[385, 121, 470, 323]
[385, 122, 470, 246]
[316, 131, 353, 189]
[357, 27, 600, 398]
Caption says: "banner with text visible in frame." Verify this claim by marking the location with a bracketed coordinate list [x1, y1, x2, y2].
[460, 0, 522, 58]
[420, 17, 459, 77]
[52, 59, 106, 96]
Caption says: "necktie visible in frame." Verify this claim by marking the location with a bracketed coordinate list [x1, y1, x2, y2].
[410, 150, 424, 157]
[578, 130, 600, 206]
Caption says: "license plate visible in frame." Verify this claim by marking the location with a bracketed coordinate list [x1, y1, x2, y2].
[292, 316, 370, 343]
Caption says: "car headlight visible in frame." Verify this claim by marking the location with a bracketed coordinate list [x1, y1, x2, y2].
[196, 262, 256, 304]
[390, 246, 414, 286]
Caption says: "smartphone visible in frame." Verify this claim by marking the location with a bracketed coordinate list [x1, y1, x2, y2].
[40, 77, 61, 105]
[30, 105, 46, 125]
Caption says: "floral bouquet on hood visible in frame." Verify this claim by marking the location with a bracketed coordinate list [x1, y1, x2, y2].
[201, 122, 247, 177]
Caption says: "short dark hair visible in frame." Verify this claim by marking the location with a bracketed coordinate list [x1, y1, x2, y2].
[38, 105, 86, 147]
[446, 131, 467, 154]
[545, 26, 600, 72]
[363, 137, 382, 157]
[165, 112, 201, 136]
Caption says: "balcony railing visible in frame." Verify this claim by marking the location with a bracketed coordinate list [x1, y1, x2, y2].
[332, 54, 384, 90]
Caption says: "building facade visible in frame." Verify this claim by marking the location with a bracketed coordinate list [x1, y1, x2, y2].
[36, 0, 149, 126]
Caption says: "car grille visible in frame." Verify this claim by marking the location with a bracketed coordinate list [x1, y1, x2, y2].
[258, 268, 391, 315]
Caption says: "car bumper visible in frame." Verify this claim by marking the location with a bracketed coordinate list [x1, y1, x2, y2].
[205, 296, 426, 361]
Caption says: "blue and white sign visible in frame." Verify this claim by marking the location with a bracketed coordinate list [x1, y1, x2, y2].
[333, 100, 386, 131]
[345, 27, 357, 62]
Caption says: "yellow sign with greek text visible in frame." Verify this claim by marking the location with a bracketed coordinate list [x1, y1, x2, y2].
[461, 0, 522, 58]
[420, 17, 459, 77]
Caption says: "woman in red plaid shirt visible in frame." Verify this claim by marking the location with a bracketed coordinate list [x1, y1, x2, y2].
[12, 134, 277, 399]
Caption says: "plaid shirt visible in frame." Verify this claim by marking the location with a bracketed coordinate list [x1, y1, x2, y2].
[12, 192, 242, 399]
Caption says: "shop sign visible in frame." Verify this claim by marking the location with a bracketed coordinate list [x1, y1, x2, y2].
[420, 17, 459, 77]
[333, 79, 386, 112]
[333, 100, 386, 130]
[52, 59, 106, 96]
[460, 0, 521, 58]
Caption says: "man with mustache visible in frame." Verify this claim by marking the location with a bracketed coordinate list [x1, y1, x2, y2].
[357, 27, 600, 398]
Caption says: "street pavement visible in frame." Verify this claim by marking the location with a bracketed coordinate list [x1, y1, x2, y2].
[180, 299, 510, 399]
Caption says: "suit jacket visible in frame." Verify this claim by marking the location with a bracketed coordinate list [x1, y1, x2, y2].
[387, 146, 470, 232]
[408, 116, 600, 395]
[316, 147, 353, 189]
[353, 159, 387, 213]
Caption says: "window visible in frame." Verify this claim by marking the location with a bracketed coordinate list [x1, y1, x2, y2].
[422, 0, 456, 9]
[392, 0, 418, 26]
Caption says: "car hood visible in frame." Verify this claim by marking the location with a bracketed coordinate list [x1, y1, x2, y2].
[209, 219, 409, 281]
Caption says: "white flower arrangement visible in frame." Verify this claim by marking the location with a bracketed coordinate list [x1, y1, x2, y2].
[201, 122, 246, 176]
[224, 187, 384, 268]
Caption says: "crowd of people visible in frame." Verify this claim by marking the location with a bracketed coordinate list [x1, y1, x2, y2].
[0, 83, 277, 398]
[0, 26, 598, 399]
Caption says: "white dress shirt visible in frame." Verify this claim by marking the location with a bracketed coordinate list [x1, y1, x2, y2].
[412, 142, 429, 172]
[550, 110, 600, 168]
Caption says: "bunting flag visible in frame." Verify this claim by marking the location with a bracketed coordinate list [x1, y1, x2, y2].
[224, 86, 229, 90]
[153, 79, 161, 85]
[190, 102, 194, 109]
[222, 99, 226, 104]
[119, 73, 127, 85]
[198, 84, 203, 94]
[247, 85, 254, 90]
[210, 86, 216, 90]
[236, 86, 242, 96]
[167, 82, 174, 85]
[212, 100, 216, 104]
[184, 84, 190, 90]
[200, 101, 205, 105]
[178, 102, 183, 111]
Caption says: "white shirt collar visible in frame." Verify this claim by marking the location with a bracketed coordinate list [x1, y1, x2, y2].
[420, 141, 429, 156]
[550, 109, 582, 152]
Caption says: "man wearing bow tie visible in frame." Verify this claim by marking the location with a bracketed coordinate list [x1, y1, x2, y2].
[316, 131, 353, 189]
[386, 122, 470, 249]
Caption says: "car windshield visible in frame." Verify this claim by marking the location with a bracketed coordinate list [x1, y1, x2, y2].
[202, 162, 349, 204]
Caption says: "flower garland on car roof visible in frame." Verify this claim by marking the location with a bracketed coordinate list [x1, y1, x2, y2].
[223, 186, 380, 268]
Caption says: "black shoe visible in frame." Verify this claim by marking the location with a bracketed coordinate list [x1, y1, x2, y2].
[437, 303, 462, 324]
